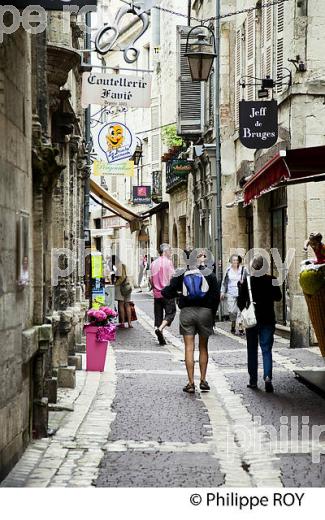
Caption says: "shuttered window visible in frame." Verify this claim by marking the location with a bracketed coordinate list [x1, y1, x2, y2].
[177, 25, 204, 136]
[276, 1, 285, 93]
[151, 102, 159, 129]
[235, 28, 243, 128]
[151, 133, 160, 163]
[111, 176, 117, 195]
[261, 4, 274, 80]
[246, 10, 256, 101]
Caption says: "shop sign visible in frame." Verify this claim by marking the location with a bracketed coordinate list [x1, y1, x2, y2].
[14, 1, 97, 9]
[81, 73, 152, 109]
[93, 159, 134, 177]
[152, 170, 162, 202]
[171, 159, 192, 176]
[94, 122, 136, 164]
[239, 100, 278, 149]
[133, 186, 151, 205]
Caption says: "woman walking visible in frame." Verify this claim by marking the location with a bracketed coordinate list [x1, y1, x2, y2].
[115, 262, 133, 328]
[238, 255, 282, 393]
[220, 254, 245, 334]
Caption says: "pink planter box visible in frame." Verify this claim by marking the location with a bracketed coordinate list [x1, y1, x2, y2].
[85, 326, 108, 372]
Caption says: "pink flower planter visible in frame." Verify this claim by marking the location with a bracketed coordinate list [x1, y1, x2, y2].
[85, 326, 109, 372]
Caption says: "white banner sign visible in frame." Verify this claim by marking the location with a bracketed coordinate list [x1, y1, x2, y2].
[81, 73, 152, 108]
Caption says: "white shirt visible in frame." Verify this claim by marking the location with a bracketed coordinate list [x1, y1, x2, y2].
[227, 267, 242, 297]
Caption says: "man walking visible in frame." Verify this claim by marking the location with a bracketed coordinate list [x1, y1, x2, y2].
[150, 244, 176, 345]
[162, 249, 220, 393]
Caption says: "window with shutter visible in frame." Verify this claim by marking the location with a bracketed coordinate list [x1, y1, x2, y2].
[151, 133, 160, 163]
[246, 10, 256, 101]
[111, 176, 117, 195]
[177, 25, 204, 136]
[151, 101, 159, 129]
[276, 1, 285, 93]
[235, 28, 243, 128]
[261, 4, 274, 80]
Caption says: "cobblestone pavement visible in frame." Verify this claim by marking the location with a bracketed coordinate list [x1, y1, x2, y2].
[2, 291, 325, 487]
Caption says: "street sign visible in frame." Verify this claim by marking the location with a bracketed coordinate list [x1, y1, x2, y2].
[239, 100, 278, 149]
[133, 186, 151, 205]
[14, 1, 97, 8]
[81, 73, 152, 109]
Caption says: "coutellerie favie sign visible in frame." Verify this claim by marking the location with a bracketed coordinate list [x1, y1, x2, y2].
[13, 1, 97, 9]
[239, 100, 278, 149]
[81, 72, 152, 109]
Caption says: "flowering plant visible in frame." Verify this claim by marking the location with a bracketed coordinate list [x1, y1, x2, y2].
[85, 306, 118, 342]
[86, 306, 118, 326]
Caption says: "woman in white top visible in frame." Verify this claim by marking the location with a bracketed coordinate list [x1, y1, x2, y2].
[221, 255, 245, 335]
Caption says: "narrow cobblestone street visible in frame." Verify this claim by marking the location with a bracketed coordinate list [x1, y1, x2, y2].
[2, 292, 325, 488]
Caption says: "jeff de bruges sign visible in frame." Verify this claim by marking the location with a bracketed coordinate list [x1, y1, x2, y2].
[239, 100, 278, 149]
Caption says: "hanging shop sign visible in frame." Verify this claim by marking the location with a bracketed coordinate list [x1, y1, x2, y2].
[133, 186, 151, 205]
[171, 159, 192, 176]
[239, 100, 278, 149]
[93, 160, 134, 177]
[94, 122, 136, 164]
[81, 73, 152, 109]
[14, 1, 97, 9]
[152, 170, 162, 203]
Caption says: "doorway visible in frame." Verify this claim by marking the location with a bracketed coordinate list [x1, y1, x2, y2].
[270, 188, 288, 325]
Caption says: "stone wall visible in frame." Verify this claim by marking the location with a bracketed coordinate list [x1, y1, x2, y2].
[0, 29, 33, 480]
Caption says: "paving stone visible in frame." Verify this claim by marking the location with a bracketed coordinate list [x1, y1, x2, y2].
[57, 367, 76, 389]
[96, 451, 225, 487]
[108, 373, 210, 443]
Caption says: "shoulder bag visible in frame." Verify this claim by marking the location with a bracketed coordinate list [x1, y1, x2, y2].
[240, 275, 257, 329]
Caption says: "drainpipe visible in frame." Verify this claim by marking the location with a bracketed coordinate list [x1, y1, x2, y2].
[84, 11, 91, 232]
[214, 0, 223, 284]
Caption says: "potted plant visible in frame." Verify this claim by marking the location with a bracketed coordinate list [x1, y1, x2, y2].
[84, 306, 118, 372]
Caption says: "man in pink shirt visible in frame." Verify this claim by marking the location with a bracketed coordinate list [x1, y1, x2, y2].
[150, 243, 176, 345]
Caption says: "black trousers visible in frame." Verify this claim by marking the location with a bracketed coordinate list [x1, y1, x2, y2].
[154, 298, 176, 328]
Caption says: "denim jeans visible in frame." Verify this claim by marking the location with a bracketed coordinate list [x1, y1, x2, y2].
[246, 323, 275, 384]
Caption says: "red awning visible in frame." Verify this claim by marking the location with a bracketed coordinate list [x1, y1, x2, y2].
[244, 145, 325, 205]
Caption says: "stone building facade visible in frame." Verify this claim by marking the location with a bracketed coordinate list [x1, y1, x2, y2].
[0, 12, 89, 481]
[188, 0, 325, 346]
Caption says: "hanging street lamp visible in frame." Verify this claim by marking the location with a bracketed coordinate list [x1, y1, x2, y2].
[185, 25, 217, 82]
[132, 138, 143, 166]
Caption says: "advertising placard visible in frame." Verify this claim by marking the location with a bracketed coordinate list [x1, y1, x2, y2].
[94, 122, 136, 165]
[171, 159, 192, 176]
[133, 186, 151, 205]
[82, 73, 152, 109]
[239, 100, 278, 149]
[93, 160, 134, 177]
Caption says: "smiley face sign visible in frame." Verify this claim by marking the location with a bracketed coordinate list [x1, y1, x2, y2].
[96, 122, 136, 164]
[106, 124, 124, 150]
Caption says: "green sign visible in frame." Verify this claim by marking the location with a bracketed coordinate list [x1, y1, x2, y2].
[171, 160, 192, 176]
